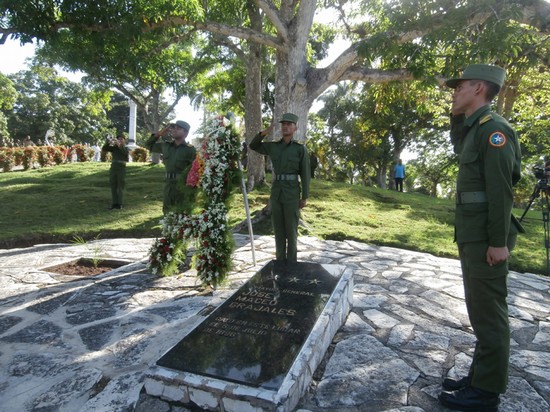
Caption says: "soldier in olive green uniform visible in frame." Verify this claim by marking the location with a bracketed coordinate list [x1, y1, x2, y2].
[249, 113, 310, 262]
[146, 120, 196, 214]
[438, 65, 523, 412]
[102, 134, 130, 210]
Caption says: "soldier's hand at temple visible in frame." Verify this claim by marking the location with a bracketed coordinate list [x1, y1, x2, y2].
[261, 123, 275, 137]
[156, 126, 171, 138]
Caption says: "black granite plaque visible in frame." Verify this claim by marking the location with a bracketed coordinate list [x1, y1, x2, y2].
[156, 260, 340, 390]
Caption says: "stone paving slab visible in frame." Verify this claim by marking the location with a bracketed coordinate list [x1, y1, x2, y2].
[0, 235, 549, 411]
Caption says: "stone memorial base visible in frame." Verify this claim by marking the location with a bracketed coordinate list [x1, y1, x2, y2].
[144, 260, 353, 412]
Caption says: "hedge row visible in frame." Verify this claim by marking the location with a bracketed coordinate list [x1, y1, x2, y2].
[0, 145, 150, 172]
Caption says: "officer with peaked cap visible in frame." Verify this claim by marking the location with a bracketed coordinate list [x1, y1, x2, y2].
[438, 64, 523, 411]
[146, 120, 196, 214]
[249, 113, 310, 262]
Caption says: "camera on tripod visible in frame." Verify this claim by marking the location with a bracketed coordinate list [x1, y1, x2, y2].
[521, 160, 550, 275]
[533, 166, 549, 181]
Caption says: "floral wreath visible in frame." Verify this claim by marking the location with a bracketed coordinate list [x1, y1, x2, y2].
[147, 115, 241, 286]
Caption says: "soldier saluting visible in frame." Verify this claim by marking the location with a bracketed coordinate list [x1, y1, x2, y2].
[439, 64, 523, 412]
[146, 120, 196, 214]
[102, 134, 129, 210]
[249, 113, 310, 263]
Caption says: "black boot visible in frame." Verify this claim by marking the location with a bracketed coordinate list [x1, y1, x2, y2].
[442, 375, 471, 391]
[439, 386, 499, 411]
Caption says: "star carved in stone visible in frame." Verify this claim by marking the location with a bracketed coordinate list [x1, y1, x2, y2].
[307, 278, 322, 285]
[287, 277, 300, 283]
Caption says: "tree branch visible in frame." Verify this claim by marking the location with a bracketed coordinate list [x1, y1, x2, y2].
[211, 35, 246, 61]
[149, 17, 284, 51]
[254, 0, 289, 43]
[341, 67, 414, 83]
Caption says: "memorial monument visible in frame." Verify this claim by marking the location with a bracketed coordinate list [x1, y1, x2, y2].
[145, 260, 353, 411]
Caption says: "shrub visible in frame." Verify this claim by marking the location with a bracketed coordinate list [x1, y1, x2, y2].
[73, 144, 94, 162]
[36, 146, 51, 167]
[101, 149, 111, 162]
[13, 148, 24, 166]
[0, 148, 15, 172]
[51, 146, 66, 165]
[131, 147, 149, 162]
[22, 147, 35, 170]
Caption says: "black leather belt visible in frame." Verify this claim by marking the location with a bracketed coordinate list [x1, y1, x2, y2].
[456, 191, 487, 204]
[275, 174, 298, 181]
[165, 172, 180, 179]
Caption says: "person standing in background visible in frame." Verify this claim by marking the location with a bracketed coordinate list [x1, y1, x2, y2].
[394, 159, 405, 192]
[102, 134, 129, 210]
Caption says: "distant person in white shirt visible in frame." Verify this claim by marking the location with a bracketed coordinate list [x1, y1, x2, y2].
[92, 143, 101, 161]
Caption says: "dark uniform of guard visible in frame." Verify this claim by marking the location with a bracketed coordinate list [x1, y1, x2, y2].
[102, 135, 129, 210]
[146, 120, 196, 214]
[439, 64, 523, 412]
[250, 113, 310, 262]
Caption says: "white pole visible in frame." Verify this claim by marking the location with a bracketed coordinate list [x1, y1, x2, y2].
[128, 99, 138, 149]
[238, 160, 256, 266]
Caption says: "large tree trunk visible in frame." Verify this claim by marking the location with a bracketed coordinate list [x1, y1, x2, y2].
[376, 164, 388, 189]
[244, 4, 266, 191]
[271, 0, 316, 143]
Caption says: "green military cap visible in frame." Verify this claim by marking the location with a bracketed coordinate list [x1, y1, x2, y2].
[445, 64, 506, 89]
[279, 113, 299, 124]
[173, 120, 191, 132]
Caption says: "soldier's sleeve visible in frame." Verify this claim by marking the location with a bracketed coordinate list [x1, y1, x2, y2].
[145, 133, 162, 153]
[481, 122, 519, 247]
[300, 145, 310, 199]
[450, 113, 466, 154]
[188, 145, 197, 163]
[249, 132, 270, 155]
[121, 145, 130, 160]
[102, 142, 113, 153]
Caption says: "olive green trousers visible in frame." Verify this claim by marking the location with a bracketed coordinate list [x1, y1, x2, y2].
[109, 165, 126, 206]
[271, 199, 300, 262]
[458, 237, 516, 394]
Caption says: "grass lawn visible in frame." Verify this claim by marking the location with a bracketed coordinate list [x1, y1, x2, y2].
[0, 162, 547, 276]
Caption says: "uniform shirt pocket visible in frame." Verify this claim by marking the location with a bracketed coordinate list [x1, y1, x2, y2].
[285, 151, 301, 172]
[458, 151, 483, 188]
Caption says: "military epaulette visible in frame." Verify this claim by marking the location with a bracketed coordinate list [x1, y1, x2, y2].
[479, 114, 492, 125]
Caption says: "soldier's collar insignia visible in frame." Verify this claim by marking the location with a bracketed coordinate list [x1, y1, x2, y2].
[489, 132, 506, 147]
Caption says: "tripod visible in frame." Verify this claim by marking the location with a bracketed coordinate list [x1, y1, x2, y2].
[519, 180, 549, 276]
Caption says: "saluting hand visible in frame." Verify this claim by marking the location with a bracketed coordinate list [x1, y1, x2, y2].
[261, 123, 275, 137]
[157, 126, 171, 138]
